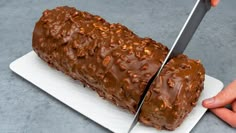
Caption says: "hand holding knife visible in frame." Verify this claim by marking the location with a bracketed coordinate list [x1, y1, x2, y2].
[128, 0, 219, 132]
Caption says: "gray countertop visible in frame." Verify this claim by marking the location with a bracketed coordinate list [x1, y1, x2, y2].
[0, 0, 236, 132]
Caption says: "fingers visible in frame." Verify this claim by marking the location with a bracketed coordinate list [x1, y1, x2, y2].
[210, 107, 236, 128]
[202, 80, 236, 108]
[232, 100, 236, 112]
[211, 0, 220, 7]
[203, 80, 236, 128]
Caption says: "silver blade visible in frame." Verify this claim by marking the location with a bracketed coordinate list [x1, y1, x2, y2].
[128, 0, 211, 132]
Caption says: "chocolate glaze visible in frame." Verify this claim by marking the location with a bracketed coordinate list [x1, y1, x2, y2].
[139, 55, 205, 130]
[33, 6, 168, 113]
[32, 6, 205, 130]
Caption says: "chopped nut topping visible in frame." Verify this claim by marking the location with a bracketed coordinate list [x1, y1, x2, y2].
[144, 48, 151, 55]
[102, 56, 111, 67]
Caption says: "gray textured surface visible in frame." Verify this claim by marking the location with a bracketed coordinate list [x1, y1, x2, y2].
[0, 0, 236, 133]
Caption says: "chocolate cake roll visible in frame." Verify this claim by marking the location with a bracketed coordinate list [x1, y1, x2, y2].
[32, 6, 205, 130]
[33, 6, 168, 113]
[140, 55, 205, 130]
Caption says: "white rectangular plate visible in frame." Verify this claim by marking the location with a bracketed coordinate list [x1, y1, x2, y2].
[10, 51, 223, 133]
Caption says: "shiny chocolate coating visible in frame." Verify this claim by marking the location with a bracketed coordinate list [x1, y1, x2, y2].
[140, 55, 205, 130]
[32, 6, 168, 113]
[32, 6, 205, 131]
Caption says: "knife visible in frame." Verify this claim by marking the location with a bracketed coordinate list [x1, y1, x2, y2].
[128, 0, 211, 132]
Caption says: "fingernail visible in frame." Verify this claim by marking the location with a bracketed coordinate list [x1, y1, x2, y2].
[204, 97, 215, 105]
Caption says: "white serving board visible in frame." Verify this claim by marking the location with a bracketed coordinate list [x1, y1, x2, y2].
[10, 51, 223, 133]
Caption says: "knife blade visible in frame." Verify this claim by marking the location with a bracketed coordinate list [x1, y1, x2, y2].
[128, 0, 211, 132]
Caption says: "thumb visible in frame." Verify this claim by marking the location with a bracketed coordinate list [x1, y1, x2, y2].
[211, 0, 220, 7]
[202, 80, 236, 108]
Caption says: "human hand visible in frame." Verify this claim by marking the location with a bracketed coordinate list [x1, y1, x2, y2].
[202, 80, 236, 127]
[211, 0, 220, 7]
